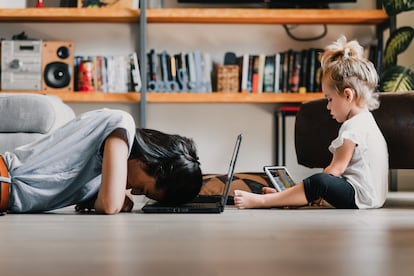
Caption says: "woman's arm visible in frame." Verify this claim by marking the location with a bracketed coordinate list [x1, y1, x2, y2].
[94, 129, 129, 214]
[323, 139, 356, 177]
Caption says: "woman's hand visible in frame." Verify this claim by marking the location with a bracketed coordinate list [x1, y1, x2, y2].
[121, 192, 134, 212]
[75, 192, 133, 213]
[75, 197, 96, 213]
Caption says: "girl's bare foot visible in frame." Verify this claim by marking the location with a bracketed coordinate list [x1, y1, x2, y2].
[234, 190, 266, 209]
[262, 187, 277, 194]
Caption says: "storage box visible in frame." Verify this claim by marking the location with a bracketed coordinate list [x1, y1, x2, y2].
[216, 65, 239, 93]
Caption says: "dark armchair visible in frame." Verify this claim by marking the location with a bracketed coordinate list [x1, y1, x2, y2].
[295, 91, 414, 191]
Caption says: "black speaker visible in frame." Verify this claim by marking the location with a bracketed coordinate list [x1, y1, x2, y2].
[42, 41, 74, 91]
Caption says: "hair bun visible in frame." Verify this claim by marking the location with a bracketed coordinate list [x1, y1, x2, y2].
[321, 35, 365, 70]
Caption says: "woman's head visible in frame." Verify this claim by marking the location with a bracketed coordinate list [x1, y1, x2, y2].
[320, 35, 379, 110]
[130, 128, 202, 205]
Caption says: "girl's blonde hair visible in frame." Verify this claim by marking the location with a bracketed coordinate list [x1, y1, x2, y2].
[320, 35, 379, 110]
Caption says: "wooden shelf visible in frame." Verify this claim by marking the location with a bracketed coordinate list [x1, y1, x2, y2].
[146, 92, 324, 103]
[147, 8, 388, 25]
[0, 8, 140, 23]
[0, 8, 387, 25]
[1, 91, 323, 104]
[1, 91, 140, 103]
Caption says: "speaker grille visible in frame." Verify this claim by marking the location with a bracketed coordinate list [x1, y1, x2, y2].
[44, 62, 71, 88]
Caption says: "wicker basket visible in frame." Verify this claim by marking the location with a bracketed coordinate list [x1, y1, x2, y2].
[216, 65, 239, 93]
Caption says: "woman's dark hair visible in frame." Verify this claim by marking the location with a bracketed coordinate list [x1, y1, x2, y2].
[130, 128, 202, 204]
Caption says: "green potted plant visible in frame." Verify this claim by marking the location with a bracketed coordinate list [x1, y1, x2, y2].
[380, 0, 414, 92]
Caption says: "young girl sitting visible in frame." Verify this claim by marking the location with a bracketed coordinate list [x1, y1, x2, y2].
[234, 36, 388, 210]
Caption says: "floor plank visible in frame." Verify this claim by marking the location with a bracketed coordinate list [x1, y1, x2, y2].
[1, 192, 414, 276]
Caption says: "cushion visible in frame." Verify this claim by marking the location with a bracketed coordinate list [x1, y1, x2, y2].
[0, 94, 74, 133]
[201, 173, 274, 204]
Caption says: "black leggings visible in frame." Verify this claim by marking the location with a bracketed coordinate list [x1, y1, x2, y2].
[303, 173, 358, 209]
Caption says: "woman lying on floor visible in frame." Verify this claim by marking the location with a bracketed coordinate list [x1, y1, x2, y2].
[0, 109, 202, 214]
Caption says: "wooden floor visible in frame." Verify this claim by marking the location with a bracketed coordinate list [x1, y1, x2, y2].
[1, 192, 414, 276]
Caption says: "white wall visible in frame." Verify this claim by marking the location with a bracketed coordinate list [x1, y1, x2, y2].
[143, 0, 377, 178]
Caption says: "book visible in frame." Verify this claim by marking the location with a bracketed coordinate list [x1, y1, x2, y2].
[246, 55, 255, 93]
[106, 55, 129, 93]
[274, 53, 283, 93]
[311, 48, 323, 92]
[147, 49, 158, 91]
[282, 50, 292, 92]
[263, 55, 275, 93]
[174, 52, 189, 92]
[94, 55, 104, 92]
[299, 49, 309, 93]
[202, 52, 213, 92]
[289, 51, 301, 93]
[129, 52, 141, 92]
[193, 50, 204, 92]
[159, 50, 170, 83]
[257, 54, 266, 93]
[251, 55, 259, 93]
[237, 54, 249, 93]
[306, 48, 323, 92]
[186, 52, 197, 91]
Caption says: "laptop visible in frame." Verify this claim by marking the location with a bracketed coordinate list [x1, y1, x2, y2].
[141, 134, 242, 213]
[263, 165, 296, 192]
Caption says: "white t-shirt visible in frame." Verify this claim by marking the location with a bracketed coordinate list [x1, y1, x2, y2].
[329, 111, 388, 209]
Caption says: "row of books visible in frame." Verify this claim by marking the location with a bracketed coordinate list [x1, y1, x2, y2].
[74, 52, 141, 93]
[237, 48, 324, 94]
[145, 48, 323, 94]
[147, 49, 213, 93]
[72, 49, 322, 94]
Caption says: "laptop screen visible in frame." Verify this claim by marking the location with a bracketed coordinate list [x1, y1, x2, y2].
[220, 134, 242, 206]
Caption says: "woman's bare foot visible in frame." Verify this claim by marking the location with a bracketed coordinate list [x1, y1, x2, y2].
[234, 190, 267, 209]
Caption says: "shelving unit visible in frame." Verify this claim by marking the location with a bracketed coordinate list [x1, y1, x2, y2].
[0, 6, 389, 125]
[138, 6, 389, 125]
[139, 3, 390, 168]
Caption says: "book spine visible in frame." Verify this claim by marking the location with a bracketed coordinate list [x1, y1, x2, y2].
[263, 55, 275, 93]
[257, 54, 266, 93]
[246, 55, 255, 93]
[129, 52, 141, 92]
[289, 51, 301, 93]
[251, 55, 259, 93]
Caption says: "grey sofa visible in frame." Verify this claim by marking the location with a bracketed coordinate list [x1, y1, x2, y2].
[0, 93, 75, 153]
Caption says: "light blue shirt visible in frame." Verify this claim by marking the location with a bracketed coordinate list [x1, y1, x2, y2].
[4, 109, 136, 213]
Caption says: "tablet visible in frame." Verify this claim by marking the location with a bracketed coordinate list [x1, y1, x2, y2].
[263, 166, 296, 192]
